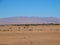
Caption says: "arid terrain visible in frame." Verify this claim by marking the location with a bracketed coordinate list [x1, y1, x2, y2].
[0, 24, 60, 45]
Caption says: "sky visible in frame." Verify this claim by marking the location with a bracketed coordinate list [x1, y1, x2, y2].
[0, 0, 60, 18]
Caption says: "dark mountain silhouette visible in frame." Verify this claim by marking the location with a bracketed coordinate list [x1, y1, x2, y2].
[0, 17, 60, 24]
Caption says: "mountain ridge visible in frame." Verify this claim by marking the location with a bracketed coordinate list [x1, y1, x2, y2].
[0, 17, 60, 24]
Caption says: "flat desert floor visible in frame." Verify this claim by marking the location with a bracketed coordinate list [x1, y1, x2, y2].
[0, 31, 60, 45]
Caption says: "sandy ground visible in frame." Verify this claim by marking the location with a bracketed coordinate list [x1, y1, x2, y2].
[0, 31, 60, 45]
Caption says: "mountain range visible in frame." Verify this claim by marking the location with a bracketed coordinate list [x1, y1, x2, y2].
[0, 17, 60, 24]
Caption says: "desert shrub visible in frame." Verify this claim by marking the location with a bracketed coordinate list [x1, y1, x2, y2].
[18, 27, 20, 29]
[24, 27, 26, 29]
[57, 35, 60, 37]
[39, 29, 43, 31]
[9, 27, 12, 29]
[29, 29, 32, 31]
[55, 29, 60, 31]
[25, 24, 29, 26]
[24, 26, 29, 29]
[0, 30, 1, 31]
[2, 30, 11, 31]
[3, 30, 7, 31]
[7, 30, 9, 31]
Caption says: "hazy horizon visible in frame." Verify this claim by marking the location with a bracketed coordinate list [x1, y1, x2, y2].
[0, 16, 60, 19]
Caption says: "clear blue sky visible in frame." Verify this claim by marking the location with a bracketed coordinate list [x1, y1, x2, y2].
[0, 0, 60, 18]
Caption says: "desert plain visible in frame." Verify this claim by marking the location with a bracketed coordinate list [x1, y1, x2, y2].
[0, 24, 60, 45]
